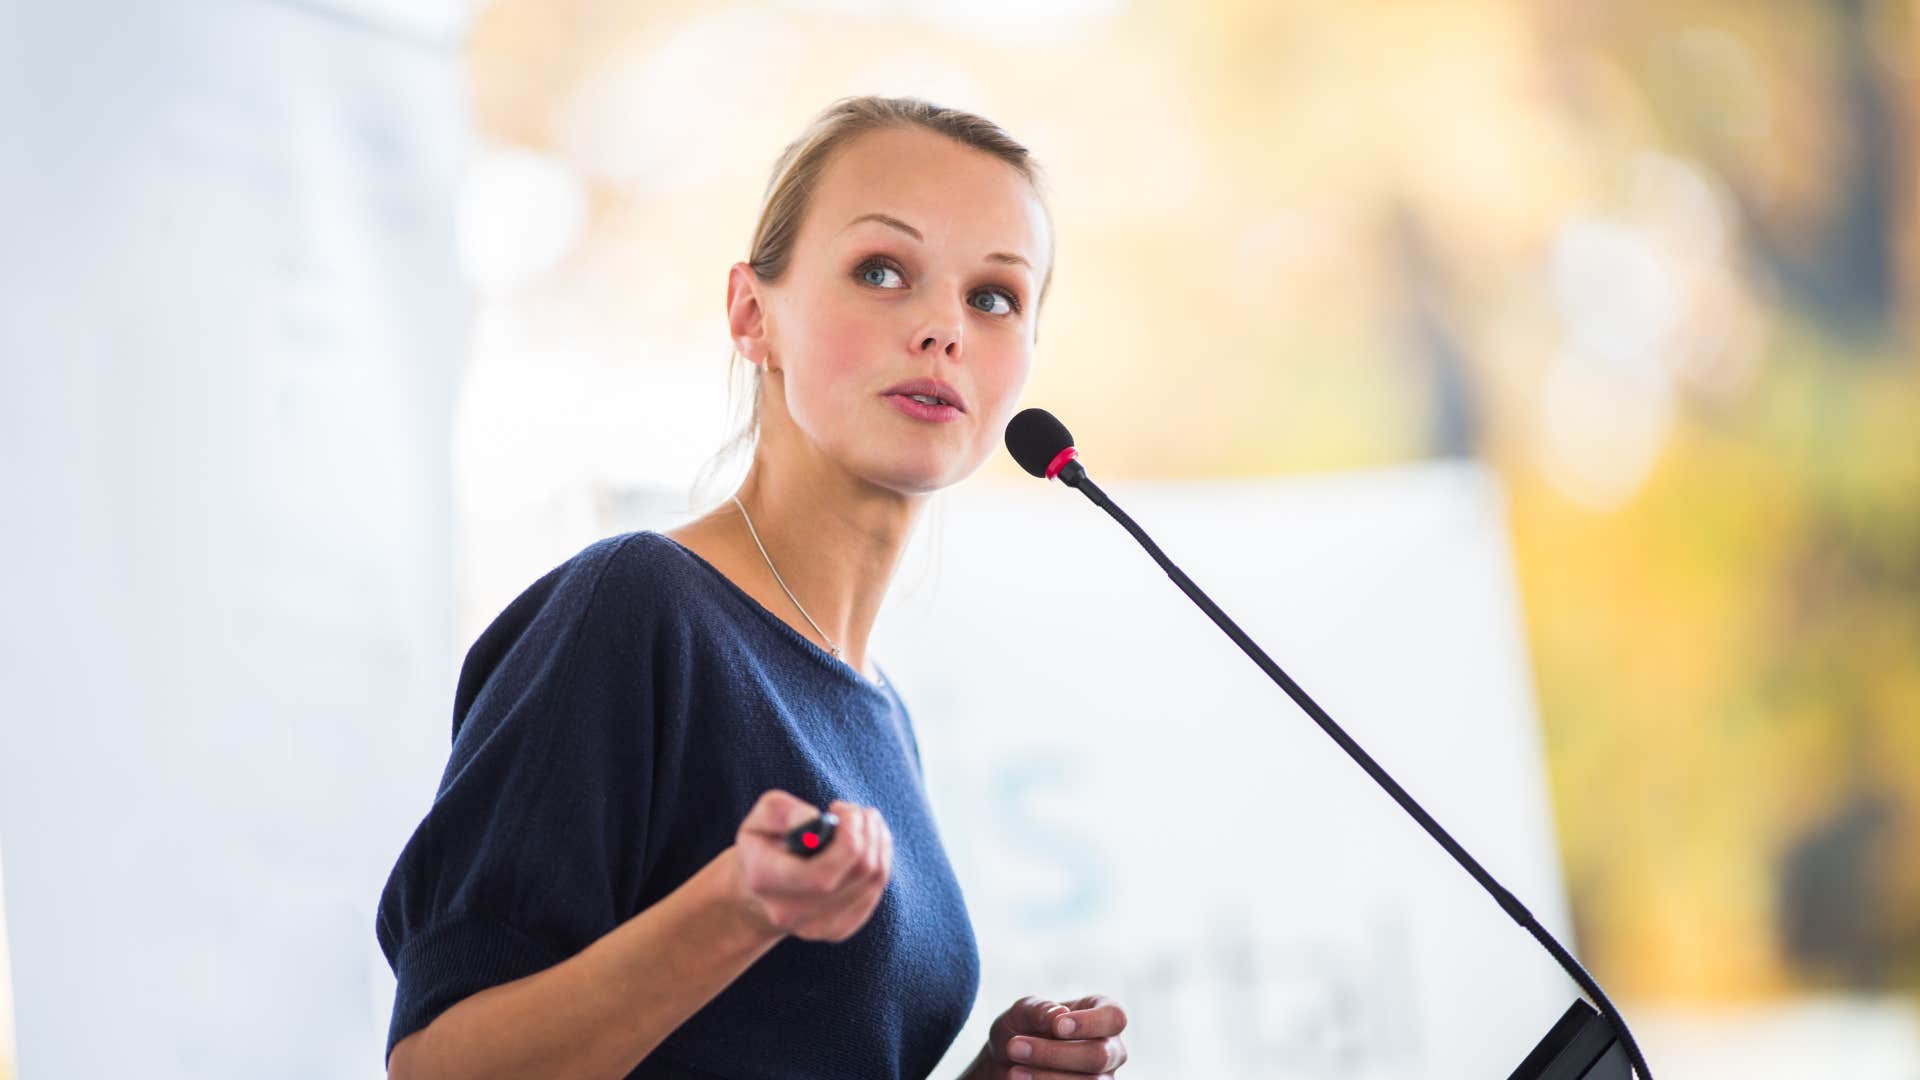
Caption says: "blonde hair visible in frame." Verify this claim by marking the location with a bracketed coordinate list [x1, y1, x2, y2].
[688, 94, 1055, 509]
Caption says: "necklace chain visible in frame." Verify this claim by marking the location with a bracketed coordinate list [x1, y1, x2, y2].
[731, 494, 843, 661]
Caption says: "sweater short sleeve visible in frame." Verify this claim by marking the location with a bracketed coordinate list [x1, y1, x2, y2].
[375, 534, 663, 1066]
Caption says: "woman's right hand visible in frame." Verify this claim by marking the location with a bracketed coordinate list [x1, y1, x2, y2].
[730, 789, 893, 943]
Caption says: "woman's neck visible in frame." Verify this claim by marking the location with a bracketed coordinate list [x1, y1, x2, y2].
[665, 459, 922, 681]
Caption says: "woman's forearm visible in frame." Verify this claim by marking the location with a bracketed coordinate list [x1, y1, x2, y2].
[388, 845, 784, 1080]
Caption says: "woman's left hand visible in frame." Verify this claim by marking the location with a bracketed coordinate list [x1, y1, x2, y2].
[967, 993, 1129, 1078]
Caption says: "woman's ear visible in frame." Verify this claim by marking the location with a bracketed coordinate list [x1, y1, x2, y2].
[726, 262, 771, 369]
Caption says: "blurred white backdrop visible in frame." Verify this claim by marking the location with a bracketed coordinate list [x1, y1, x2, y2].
[0, 0, 470, 1075]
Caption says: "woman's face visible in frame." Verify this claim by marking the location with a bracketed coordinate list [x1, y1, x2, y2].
[731, 125, 1052, 497]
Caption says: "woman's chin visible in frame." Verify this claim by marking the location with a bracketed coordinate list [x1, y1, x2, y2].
[862, 452, 967, 497]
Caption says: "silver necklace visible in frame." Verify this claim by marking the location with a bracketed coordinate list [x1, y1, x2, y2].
[731, 494, 843, 661]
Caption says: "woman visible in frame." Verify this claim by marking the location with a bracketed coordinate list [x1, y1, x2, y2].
[377, 95, 1131, 1079]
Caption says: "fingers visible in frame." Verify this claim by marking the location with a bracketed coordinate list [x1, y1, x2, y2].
[748, 796, 890, 943]
[798, 807, 888, 940]
[740, 793, 860, 880]
[782, 799, 862, 896]
[823, 802, 872, 890]
[838, 807, 890, 927]
[849, 805, 891, 899]
[1054, 994, 1129, 1038]
[988, 994, 1130, 1077]
[990, 996, 1070, 1047]
[1001, 1034, 1127, 1076]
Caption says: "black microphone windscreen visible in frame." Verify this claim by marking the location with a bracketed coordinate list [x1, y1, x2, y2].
[1005, 408, 1075, 478]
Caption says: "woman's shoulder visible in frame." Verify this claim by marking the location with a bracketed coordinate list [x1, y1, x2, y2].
[451, 531, 709, 727]
[463, 532, 693, 671]
[525, 530, 728, 643]
[531, 529, 697, 598]
[565, 528, 681, 586]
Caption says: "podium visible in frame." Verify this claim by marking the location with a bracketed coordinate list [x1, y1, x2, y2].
[1510, 1000, 1633, 1079]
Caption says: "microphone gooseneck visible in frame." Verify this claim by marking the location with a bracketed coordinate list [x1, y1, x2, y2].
[1003, 406, 1652, 1080]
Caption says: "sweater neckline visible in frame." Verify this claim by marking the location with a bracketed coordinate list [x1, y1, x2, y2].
[644, 530, 892, 696]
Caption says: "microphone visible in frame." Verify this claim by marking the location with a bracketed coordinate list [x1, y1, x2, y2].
[1004, 407, 1651, 1080]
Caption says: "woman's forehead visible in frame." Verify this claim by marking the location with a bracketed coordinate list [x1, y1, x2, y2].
[804, 128, 1049, 263]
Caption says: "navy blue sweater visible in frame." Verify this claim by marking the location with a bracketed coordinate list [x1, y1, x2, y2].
[376, 530, 981, 1078]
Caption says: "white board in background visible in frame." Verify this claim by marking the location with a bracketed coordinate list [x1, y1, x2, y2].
[0, 1, 466, 1076]
[876, 460, 1581, 1079]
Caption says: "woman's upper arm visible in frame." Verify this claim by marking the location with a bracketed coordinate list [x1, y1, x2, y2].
[375, 533, 671, 1063]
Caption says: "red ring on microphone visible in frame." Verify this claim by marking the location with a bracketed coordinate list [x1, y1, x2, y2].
[1044, 446, 1078, 481]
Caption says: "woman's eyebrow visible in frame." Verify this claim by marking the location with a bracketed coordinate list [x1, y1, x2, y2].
[841, 212, 1031, 270]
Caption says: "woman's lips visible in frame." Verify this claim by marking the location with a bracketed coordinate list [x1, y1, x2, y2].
[884, 394, 964, 422]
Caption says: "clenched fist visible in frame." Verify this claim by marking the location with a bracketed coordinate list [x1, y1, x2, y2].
[729, 789, 893, 943]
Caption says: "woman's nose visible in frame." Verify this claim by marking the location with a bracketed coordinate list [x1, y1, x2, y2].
[912, 309, 962, 358]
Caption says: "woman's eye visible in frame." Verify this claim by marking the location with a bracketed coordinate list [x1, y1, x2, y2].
[972, 289, 1017, 316]
[857, 261, 905, 289]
